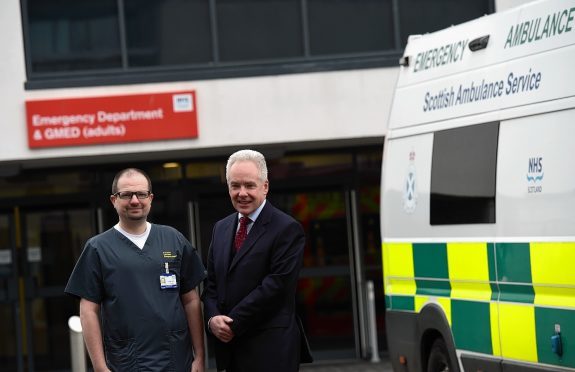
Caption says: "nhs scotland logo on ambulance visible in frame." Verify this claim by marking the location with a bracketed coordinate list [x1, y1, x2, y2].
[173, 93, 193, 112]
[526, 156, 543, 194]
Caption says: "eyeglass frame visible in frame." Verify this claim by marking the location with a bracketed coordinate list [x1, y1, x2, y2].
[112, 191, 152, 200]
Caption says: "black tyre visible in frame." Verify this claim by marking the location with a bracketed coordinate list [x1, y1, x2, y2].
[427, 338, 454, 372]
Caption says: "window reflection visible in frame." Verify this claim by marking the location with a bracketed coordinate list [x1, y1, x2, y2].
[25, 0, 493, 76]
[28, 0, 122, 72]
[125, 0, 213, 67]
[399, 0, 492, 46]
[272, 190, 355, 355]
[308, 0, 395, 55]
[217, 0, 303, 61]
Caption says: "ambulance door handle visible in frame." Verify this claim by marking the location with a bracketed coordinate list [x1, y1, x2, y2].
[469, 35, 490, 51]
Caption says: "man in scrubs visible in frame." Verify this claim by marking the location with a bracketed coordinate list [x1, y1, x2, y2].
[65, 168, 206, 372]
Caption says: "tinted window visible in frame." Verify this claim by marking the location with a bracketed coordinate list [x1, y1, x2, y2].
[125, 0, 213, 67]
[217, 0, 303, 61]
[308, 0, 395, 55]
[430, 122, 499, 225]
[28, 0, 122, 72]
[25, 0, 494, 78]
[399, 0, 491, 46]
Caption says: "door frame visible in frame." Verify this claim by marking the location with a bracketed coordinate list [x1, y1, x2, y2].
[1, 202, 98, 372]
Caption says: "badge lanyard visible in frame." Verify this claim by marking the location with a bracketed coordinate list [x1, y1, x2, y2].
[160, 262, 178, 289]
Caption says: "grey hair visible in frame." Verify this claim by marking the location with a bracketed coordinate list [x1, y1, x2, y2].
[226, 149, 268, 183]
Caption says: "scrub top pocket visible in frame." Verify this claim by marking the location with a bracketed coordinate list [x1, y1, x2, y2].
[105, 337, 138, 371]
[169, 327, 193, 371]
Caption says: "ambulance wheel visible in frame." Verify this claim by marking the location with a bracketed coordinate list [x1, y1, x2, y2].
[427, 338, 453, 372]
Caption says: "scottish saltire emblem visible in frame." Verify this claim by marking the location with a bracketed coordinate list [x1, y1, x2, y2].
[403, 151, 418, 213]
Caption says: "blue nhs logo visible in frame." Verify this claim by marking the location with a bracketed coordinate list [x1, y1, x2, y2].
[527, 156, 543, 193]
[173, 94, 193, 112]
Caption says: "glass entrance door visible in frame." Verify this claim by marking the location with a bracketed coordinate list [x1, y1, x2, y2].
[0, 212, 23, 372]
[1, 206, 95, 372]
[271, 189, 357, 359]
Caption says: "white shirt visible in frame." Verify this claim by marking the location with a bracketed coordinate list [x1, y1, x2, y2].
[236, 199, 266, 234]
[114, 222, 151, 249]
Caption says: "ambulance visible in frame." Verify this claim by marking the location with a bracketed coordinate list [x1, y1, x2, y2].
[380, 0, 575, 371]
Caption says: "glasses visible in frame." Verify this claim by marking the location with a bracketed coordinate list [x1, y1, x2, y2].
[114, 191, 151, 200]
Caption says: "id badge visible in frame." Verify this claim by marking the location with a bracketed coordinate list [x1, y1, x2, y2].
[160, 262, 178, 289]
[160, 273, 178, 289]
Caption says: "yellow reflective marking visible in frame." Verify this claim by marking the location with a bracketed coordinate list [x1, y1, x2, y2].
[382, 243, 390, 291]
[389, 278, 417, 296]
[490, 302, 501, 357]
[415, 296, 451, 324]
[447, 242, 491, 301]
[385, 243, 414, 277]
[438, 297, 452, 326]
[450, 282, 492, 301]
[383, 243, 415, 296]
[415, 295, 428, 312]
[533, 286, 575, 308]
[531, 242, 575, 307]
[499, 303, 537, 362]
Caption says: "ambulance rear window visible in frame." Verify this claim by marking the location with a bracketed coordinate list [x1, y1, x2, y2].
[430, 122, 499, 225]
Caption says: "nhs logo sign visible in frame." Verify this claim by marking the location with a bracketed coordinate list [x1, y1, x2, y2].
[527, 156, 543, 194]
[173, 94, 194, 112]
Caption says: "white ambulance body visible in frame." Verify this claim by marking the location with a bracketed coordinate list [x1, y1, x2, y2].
[381, 0, 575, 371]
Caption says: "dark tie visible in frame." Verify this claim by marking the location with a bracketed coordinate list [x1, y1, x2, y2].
[234, 216, 250, 252]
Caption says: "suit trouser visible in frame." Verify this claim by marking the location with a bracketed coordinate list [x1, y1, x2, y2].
[223, 326, 300, 372]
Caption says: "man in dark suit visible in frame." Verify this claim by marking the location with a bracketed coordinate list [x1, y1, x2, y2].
[202, 149, 309, 372]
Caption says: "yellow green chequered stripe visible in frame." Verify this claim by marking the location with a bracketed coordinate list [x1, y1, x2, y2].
[382, 241, 575, 369]
[531, 242, 575, 308]
[448, 242, 493, 301]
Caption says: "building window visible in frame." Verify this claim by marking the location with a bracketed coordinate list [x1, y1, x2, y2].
[308, 0, 395, 56]
[398, 0, 492, 47]
[24, 0, 493, 83]
[217, 0, 303, 61]
[27, 0, 122, 73]
[125, 0, 213, 67]
[430, 122, 499, 225]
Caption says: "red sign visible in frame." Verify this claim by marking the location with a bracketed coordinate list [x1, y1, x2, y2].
[25, 91, 198, 148]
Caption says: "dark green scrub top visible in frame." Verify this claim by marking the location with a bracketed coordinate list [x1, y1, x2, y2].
[65, 224, 207, 372]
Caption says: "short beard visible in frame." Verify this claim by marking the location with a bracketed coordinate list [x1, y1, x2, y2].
[127, 215, 146, 221]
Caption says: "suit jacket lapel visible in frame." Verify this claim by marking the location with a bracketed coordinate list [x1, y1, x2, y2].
[229, 201, 273, 271]
[221, 216, 235, 274]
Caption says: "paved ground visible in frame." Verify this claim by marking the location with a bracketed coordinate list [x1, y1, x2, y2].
[207, 358, 393, 372]
[300, 358, 392, 372]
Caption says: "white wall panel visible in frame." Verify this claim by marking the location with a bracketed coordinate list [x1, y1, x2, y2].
[0, 0, 28, 162]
